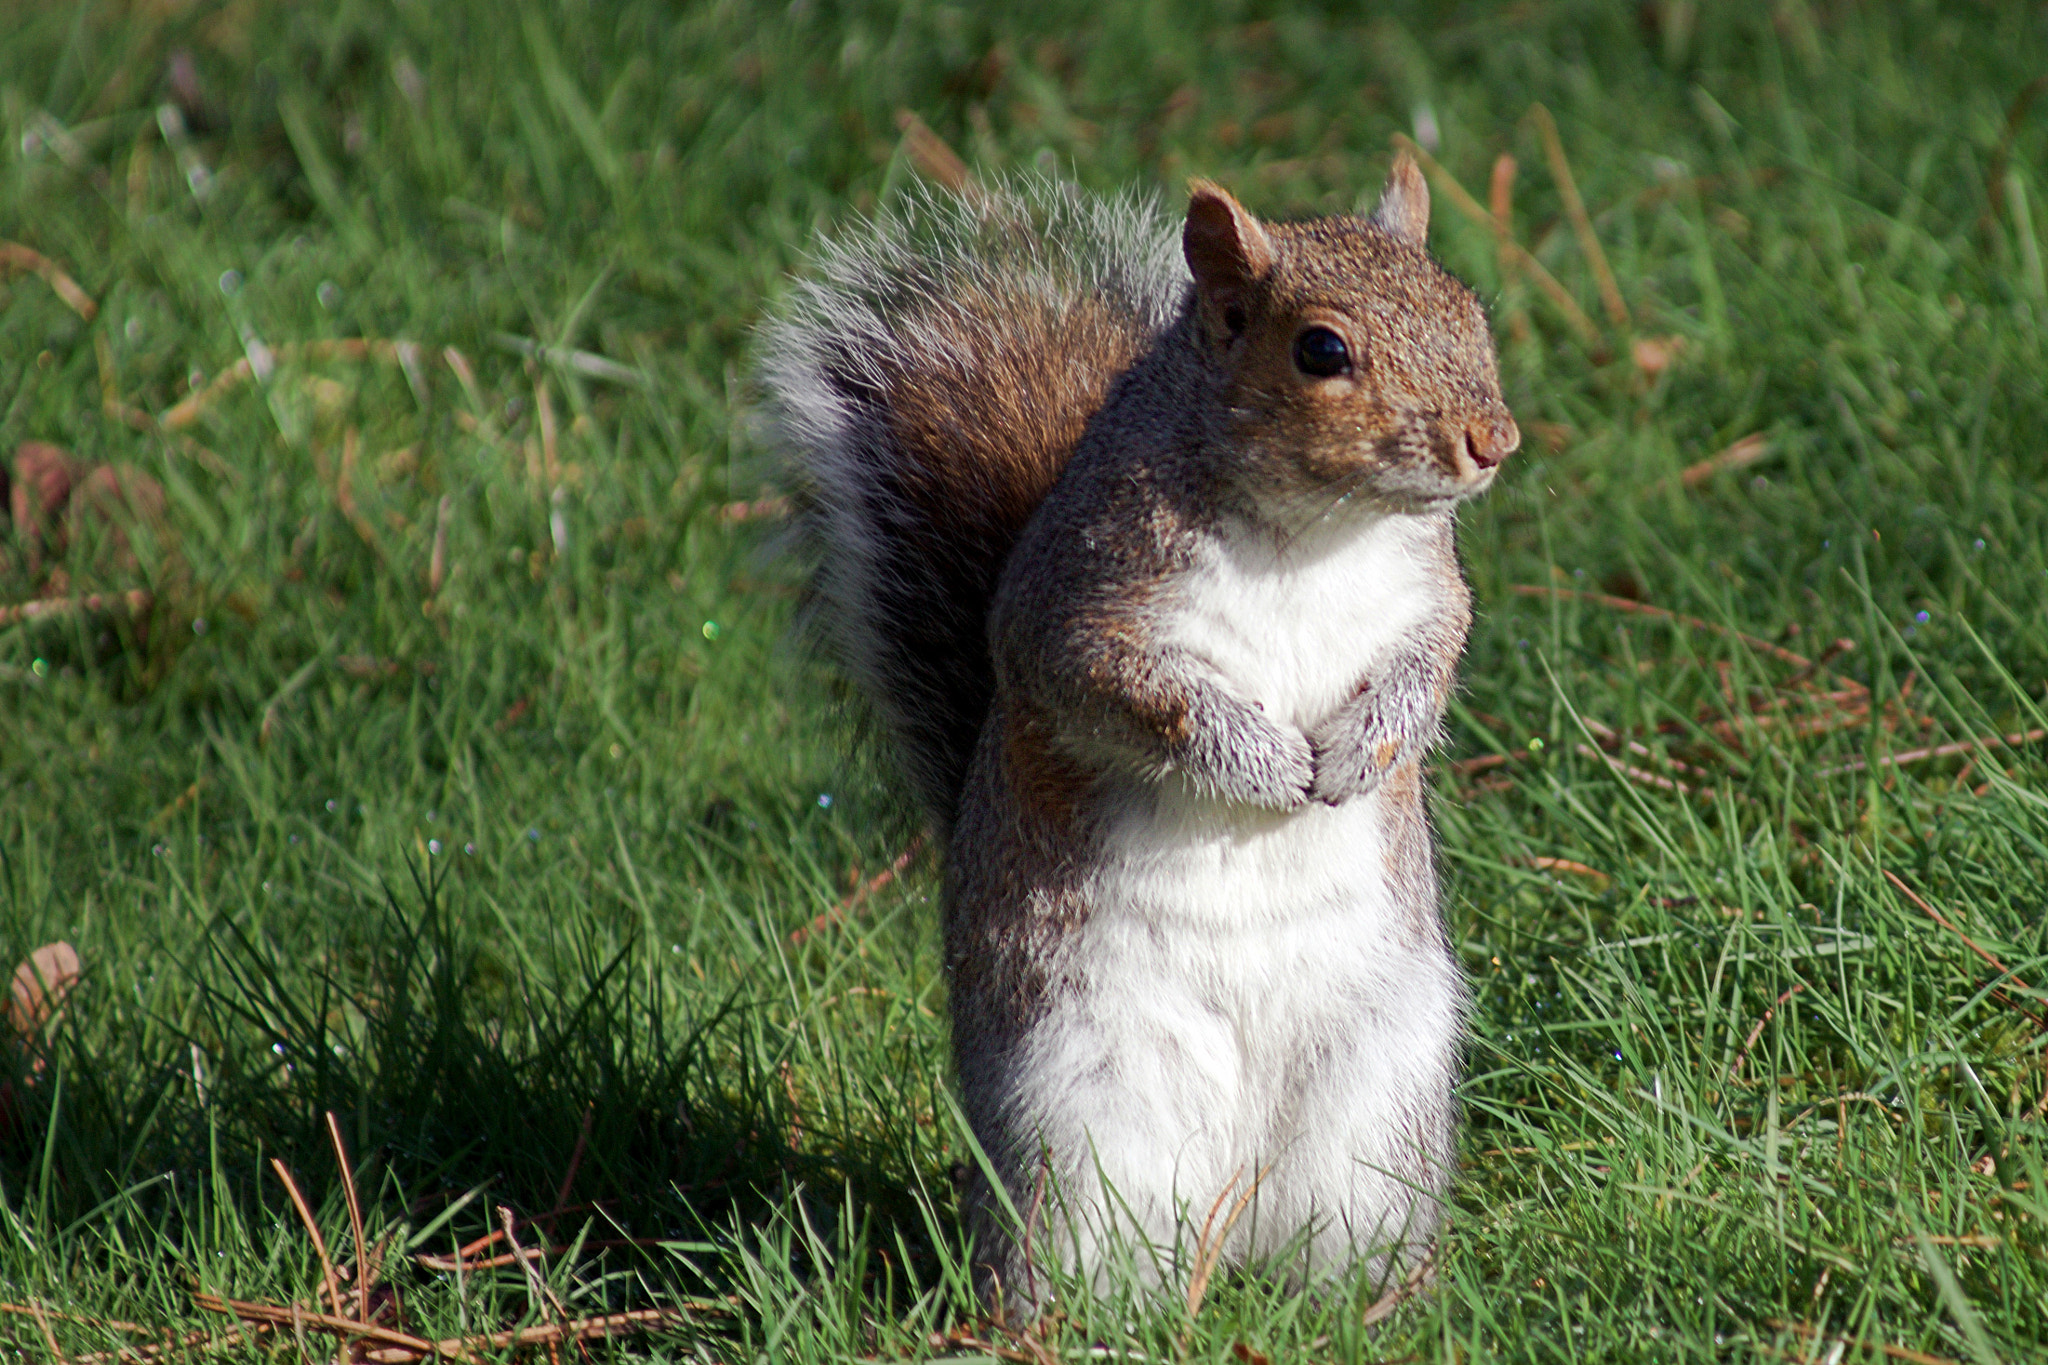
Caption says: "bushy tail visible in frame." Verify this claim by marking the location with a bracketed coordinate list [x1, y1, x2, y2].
[759, 178, 1185, 831]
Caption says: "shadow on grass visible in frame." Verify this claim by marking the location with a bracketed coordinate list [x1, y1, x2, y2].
[0, 863, 957, 1327]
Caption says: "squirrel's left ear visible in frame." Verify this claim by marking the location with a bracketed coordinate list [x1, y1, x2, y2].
[1185, 180, 1275, 336]
[1370, 153, 1430, 248]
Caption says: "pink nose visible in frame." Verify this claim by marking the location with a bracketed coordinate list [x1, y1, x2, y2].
[1464, 416, 1520, 470]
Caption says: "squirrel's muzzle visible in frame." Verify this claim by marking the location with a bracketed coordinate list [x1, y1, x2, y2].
[1462, 416, 1520, 471]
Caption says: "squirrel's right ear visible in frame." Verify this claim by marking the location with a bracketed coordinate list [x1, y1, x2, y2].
[1184, 180, 1275, 338]
[1370, 153, 1431, 248]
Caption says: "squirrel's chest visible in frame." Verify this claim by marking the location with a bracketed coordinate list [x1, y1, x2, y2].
[1163, 517, 1440, 728]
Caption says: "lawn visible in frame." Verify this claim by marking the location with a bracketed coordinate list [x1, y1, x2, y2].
[1, 1, 2045, 1360]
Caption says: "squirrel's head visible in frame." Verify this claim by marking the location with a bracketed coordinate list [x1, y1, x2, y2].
[1182, 155, 1519, 520]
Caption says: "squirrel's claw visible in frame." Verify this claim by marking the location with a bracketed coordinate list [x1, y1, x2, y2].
[1307, 753, 1385, 806]
[1307, 717, 1395, 805]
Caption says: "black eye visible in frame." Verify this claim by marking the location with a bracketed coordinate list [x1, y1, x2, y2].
[1292, 326, 1350, 378]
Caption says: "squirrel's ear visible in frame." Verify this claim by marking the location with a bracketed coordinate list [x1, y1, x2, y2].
[1184, 180, 1275, 331]
[1370, 153, 1430, 248]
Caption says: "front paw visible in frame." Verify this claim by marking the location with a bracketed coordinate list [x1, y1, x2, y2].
[1255, 721, 1317, 809]
[1308, 728, 1396, 805]
[1187, 708, 1313, 809]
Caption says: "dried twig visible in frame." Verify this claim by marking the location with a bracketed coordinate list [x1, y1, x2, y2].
[1766, 1318, 1962, 1365]
[413, 1238, 667, 1273]
[788, 833, 927, 945]
[1508, 584, 1822, 673]
[325, 1113, 373, 1321]
[549, 1106, 595, 1222]
[718, 496, 790, 525]
[1488, 154, 1517, 255]
[780, 1060, 805, 1153]
[895, 110, 977, 201]
[534, 375, 560, 492]
[1529, 104, 1628, 331]
[1020, 1153, 1050, 1309]
[1893, 1233, 2002, 1248]
[1360, 1250, 1435, 1328]
[428, 495, 454, 597]
[161, 339, 408, 430]
[1729, 983, 1806, 1080]
[145, 779, 207, 833]
[1816, 728, 2045, 779]
[1471, 1136, 1620, 1160]
[0, 589, 152, 628]
[1982, 75, 2048, 238]
[200, 1293, 695, 1363]
[71, 1323, 270, 1365]
[93, 330, 121, 413]
[395, 341, 430, 408]
[268, 1160, 346, 1319]
[3, 1301, 264, 1365]
[0, 242, 96, 319]
[497, 1206, 570, 1340]
[1628, 166, 1784, 212]
[195, 1294, 468, 1364]
[26, 1299, 66, 1364]
[1884, 870, 2047, 1031]
[1577, 743, 1701, 798]
[1392, 134, 1603, 351]
[1611, 730, 1713, 779]
[924, 1327, 1038, 1364]
[1706, 694, 1870, 748]
[1485, 154, 1537, 347]
[443, 348, 484, 413]
[367, 1310, 686, 1363]
[1526, 856, 1610, 886]
[1774, 637, 1858, 690]
[0, 1305, 154, 1336]
[104, 396, 235, 476]
[1185, 1165, 1267, 1320]
[1781, 1092, 1907, 1134]
[334, 427, 383, 558]
[421, 1205, 605, 1268]
[1678, 432, 1771, 488]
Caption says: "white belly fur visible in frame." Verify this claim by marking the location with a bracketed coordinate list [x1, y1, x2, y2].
[1013, 513, 1463, 1281]
[1165, 509, 1441, 731]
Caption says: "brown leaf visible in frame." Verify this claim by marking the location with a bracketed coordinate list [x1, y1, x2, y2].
[9, 943, 79, 1038]
[8, 443, 82, 571]
[1631, 334, 1685, 379]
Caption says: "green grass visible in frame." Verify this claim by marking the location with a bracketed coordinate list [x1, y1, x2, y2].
[2, 0, 2046, 1359]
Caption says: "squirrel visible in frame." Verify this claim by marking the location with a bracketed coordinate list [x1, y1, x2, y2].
[759, 154, 1518, 1312]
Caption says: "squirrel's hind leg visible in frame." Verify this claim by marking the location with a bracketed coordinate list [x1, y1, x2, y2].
[963, 1004, 1251, 1314]
[1242, 971, 1464, 1293]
